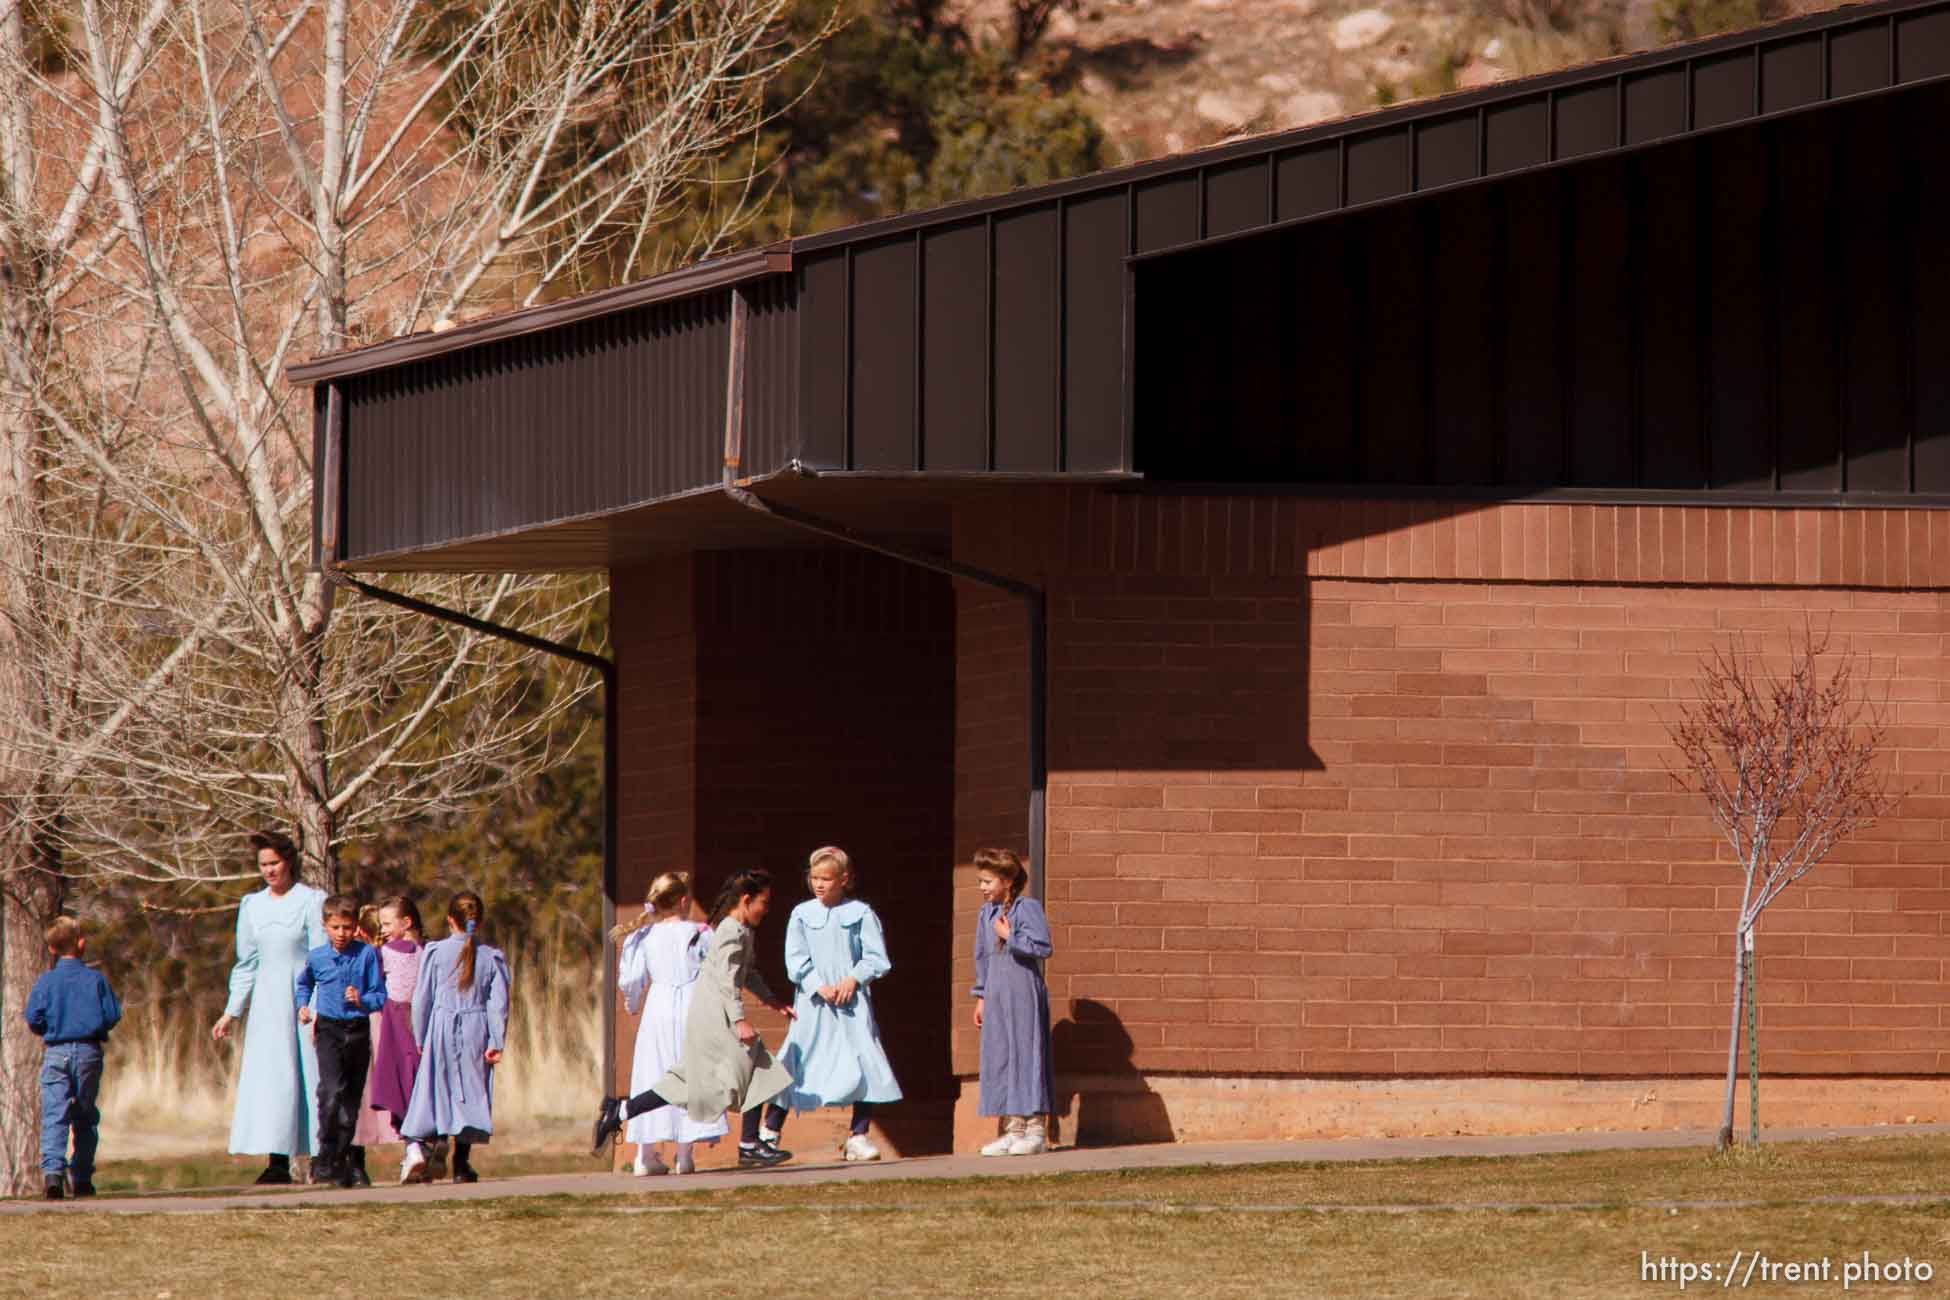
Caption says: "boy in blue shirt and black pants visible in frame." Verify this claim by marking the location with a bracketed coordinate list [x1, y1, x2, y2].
[24, 916, 122, 1200]
[295, 894, 385, 1188]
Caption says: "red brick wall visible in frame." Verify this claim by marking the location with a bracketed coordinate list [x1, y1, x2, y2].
[953, 489, 1950, 1083]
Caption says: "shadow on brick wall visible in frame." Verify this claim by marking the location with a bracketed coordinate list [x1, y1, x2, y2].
[1053, 999, 1175, 1145]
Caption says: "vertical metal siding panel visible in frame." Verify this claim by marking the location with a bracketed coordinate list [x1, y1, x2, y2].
[1203, 158, 1268, 237]
[743, 277, 798, 477]
[1429, 189, 1496, 484]
[1830, 21, 1892, 97]
[1414, 113, 1478, 190]
[921, 223, 989, 470]
[1898, 9, 1950, 81]
[1134, 176, 1198, 253]
[1554, 83, 1617, 159]
[993, 206, 1060, 472]
[850, 238, 919, 470]
[1693, 51, 1755, 128]
[1357, 207, 1424, 482]
[1624, 68, 1686, 144]
[1637, 145, 1704, 488]
[1762, 37, 1825, 113]
[704, 302, 730, 487]
[1500, 172, 1564, 484]
[1839, 105, 1909, 492]
[1274, 146, 1339, 220]
[799, 253, 849, 469]
[1705, 130, 1774, 490]
[1776, 112, 1842, 491]
[1345, 129, 1409, 205]
[1296, 223, 1356, 482]
[1915, 85, 1950, 492]
[1567, 159, 1634, 486]
[1063, 191, 1127, 472]
[1485, 99, 1548, 174]
[310, 385, 328, 567]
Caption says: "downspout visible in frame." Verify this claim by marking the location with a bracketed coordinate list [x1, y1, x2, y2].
[314, 385, 623, 1099]
[721, 486, 1047, 884]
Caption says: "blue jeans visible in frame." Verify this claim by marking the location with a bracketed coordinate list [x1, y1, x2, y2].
[40, 1041, 104, 1182]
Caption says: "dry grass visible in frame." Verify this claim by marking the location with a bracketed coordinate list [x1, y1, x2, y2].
[3, 1195, 1947, 1297]
[98, 956, 602, 1160]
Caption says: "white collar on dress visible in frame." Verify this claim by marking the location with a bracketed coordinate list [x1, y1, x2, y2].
[797, 897, 870, 929]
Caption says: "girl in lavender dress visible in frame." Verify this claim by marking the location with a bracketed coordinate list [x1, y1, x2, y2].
[971, 847, 1054, 1157]
[364, 896, 429, 1182]
[401, 891, 510, 1183]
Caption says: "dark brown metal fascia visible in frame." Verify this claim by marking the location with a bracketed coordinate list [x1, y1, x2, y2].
[1123, 67, 1950, 269]
[788, 0, 1945, 255]
[286, 244, 794, 386]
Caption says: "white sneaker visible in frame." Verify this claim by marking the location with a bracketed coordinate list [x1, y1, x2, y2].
[399, 1143, 427, 1185]
[674, 1146, 695, 1175]
[634, 1150, 669, 1176]
[842, 1133, 882, 1162]
[1005, 1133, 1048, 1156]
[979, 1134, 1016, 1157]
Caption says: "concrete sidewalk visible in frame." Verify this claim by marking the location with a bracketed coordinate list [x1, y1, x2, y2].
[9, 1122, 1948, 1216]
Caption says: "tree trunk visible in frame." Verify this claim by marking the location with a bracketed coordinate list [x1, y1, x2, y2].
[0, 844, 65, 1196]
[1717, 925, 1748, 1150]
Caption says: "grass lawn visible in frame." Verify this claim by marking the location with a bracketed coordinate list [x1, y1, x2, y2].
[7, 1136, 1950, 1298]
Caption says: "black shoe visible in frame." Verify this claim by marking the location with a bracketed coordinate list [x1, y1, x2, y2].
[737, 1139, 792, 1169]
[69, 1181, 96, 1198]
[43, 1179, 64, 1201]
[309, 1159, 338, 1186]
[452, 1162, 479, 1184]
[349, 1166, 371, 1188]
[591, 1096, 622, 1156]
[253, 1160, 293, 1186]
[334, 1166, 360, 1189]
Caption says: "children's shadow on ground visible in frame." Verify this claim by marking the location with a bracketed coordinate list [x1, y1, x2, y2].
[1053, 999, 1175, 1147]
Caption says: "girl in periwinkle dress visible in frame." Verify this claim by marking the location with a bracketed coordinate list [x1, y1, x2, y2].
[613, 871, 726, 1175]
[971, 847, 1055, 1156]
[401, 890, 510, 1184]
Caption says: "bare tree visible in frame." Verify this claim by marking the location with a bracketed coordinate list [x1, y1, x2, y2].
[1667, 625, 1894, 1150]
[0, 0, 822, 1194]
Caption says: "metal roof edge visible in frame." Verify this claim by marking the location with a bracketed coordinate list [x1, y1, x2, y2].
[287, 244, 793, 386]
[787, 0, 1944, 253]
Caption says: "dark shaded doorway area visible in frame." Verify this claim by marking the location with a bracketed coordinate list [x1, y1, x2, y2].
[690, 548, 960, 1154]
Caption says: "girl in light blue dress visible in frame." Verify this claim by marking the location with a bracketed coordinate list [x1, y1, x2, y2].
[766, 846, 902, 1162]
[209, 830, 326, 1185]
[401, 890, 511, 1183]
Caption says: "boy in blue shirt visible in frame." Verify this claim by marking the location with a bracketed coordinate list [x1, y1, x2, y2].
[295, 894, 385, 1188]
[24, 916, 122, 1200]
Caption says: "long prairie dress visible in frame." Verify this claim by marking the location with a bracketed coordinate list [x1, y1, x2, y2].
[620, 920, 728, 1145]
[647, 916, 793, 1124]
[223, 883, 327, 1156]
[972, 896, 1054, 1117]
[401, 935, 511, 1144]
[356, 938, 423, 1146]
[777, 898, 903, 1111]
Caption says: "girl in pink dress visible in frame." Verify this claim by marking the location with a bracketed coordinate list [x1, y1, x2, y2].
[363, 896, 431, 1182]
